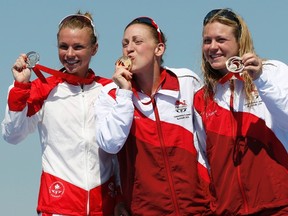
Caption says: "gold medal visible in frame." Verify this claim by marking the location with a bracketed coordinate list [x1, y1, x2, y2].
[115, 56, 132, 71]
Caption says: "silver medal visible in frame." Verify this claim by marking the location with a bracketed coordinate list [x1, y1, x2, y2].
[226, 56, 244, 73]
[26, 51, 40, 69]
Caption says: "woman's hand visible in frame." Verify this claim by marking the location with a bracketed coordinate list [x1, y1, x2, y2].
[11, 54, 31, 83]
[112, 56, 133, 90]
[242, 53, 262, 80]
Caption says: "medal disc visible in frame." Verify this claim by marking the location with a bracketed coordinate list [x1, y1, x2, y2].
[26, 51, 40, 68]
[226, 56, 244, 73]
[115, 56, 132, 71]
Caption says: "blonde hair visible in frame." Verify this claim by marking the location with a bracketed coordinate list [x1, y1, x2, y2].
[57, 11, 98, 45]
[201, 8, 256, 103]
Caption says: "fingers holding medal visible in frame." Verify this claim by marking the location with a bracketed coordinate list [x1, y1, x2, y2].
[113, 56, 133, 90]
[12, 52, 39, 83]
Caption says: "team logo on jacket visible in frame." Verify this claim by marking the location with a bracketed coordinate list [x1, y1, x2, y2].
[175, 100, 187, 113]
[245, 89, 263, 107]
[49, 181, 65, 198]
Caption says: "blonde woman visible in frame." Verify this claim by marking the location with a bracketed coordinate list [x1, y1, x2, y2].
[2, 12, 118, 216]
[194, 8, 288, 216]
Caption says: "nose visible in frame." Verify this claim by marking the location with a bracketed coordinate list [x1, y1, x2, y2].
[66, 47, 76, 57]
[124, 42, 134, 55]
[210, 40, 218, 50]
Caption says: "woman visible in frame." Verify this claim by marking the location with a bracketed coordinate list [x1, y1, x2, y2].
[194, 8, 288, 215]
[2, 12, 117, 216]
[94, 16, 211, 216]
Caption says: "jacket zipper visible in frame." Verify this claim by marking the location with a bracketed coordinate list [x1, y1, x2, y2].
[81, 85, 90, 215]
[152, 98, 180, 216]
[229, 80, 249, 213]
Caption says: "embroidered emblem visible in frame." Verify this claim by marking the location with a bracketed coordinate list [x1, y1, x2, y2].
[49, 181, 65, 198]
[205, 110, 217, 118]
[245, 88, 263, 107]
[175, 100, 187, 113]
[174, 99, 191, 120]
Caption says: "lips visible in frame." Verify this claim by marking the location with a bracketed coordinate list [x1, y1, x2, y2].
[210, 54, 223, 60]
[66, 59, 80, 65]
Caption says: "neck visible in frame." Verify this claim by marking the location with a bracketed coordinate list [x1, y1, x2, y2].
[135, 74, 161, 96]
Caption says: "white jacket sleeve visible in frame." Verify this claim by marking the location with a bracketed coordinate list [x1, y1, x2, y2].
[254, 60, 288, 130]
[95, 84, 134, 154]
[2, 86, 40, 144]
[193, 106, 209, 167]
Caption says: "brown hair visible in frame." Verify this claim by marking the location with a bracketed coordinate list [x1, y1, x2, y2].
[125, 17, 167, 65]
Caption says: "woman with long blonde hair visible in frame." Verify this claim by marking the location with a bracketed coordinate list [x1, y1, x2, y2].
[194, 8, 288, 216]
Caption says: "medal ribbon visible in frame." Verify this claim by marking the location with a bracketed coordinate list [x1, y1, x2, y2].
[218, 72, 244, 84]
[32, 64, 95, 84]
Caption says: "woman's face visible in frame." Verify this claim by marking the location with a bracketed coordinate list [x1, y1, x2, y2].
[58, 27, 97, 77]
[202, 22, 239, 75]
[122, 24, 158, 75]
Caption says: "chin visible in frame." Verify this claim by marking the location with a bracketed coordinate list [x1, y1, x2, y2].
[210, 62, 225, 71]
[64, 67, 78, 74]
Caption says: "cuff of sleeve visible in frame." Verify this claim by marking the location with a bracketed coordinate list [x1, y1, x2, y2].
[8, 81, 31, 111]
[253, 70, 268, 88]
[116, 88, 133, 98]
[14, 81, 32, 89]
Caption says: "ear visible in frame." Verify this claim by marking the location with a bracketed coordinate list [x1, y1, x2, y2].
[92, 43, 98, 56]
[154, 43, 165, 57]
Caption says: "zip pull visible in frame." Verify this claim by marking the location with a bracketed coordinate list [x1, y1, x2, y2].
[229, 80, 235, 112]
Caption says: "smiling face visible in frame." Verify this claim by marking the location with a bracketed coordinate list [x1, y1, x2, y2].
[202, 22, 239, 75]
[57, 27, 97, 77]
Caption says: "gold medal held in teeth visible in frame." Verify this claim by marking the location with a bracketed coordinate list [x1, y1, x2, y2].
[115, 56, 132, 71]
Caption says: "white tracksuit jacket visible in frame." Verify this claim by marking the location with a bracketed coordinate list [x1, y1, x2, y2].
[2, 70, 117, 216]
